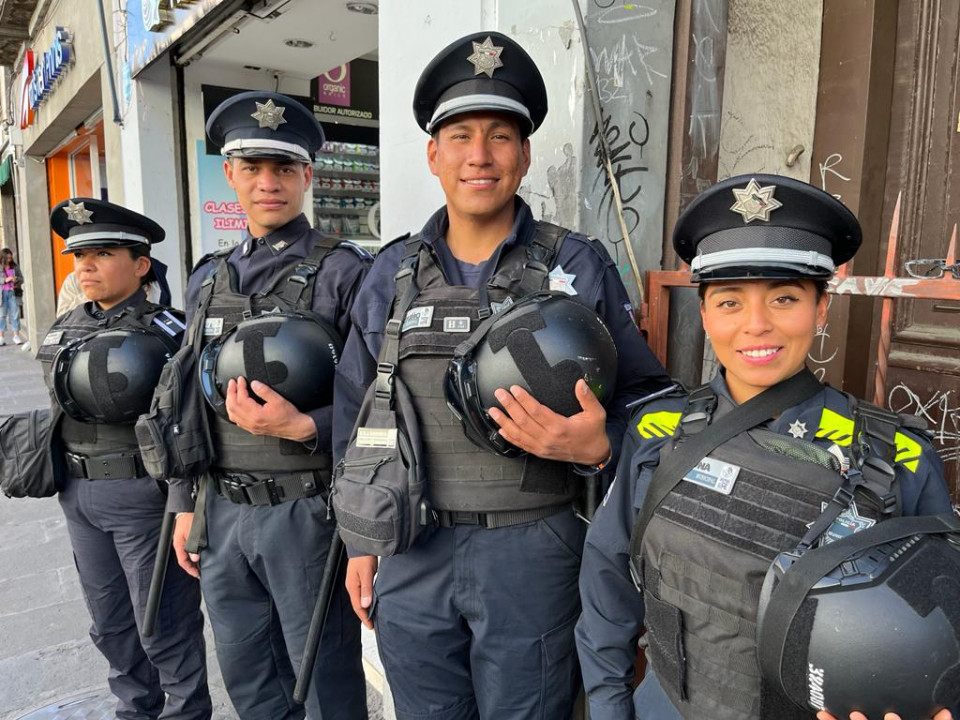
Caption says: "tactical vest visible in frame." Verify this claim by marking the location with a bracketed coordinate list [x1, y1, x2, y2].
[197, 236, 337, 475]
[38, 299, 183, 460]
[634, 385, 900, 720]
[392, 222, 581, 513]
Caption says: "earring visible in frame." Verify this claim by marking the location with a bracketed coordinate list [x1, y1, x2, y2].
[816, 324, 824, 333]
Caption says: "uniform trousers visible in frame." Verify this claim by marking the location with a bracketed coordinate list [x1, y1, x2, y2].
[58, 475, 211, 720]
[373, 507, 587, 720]
[201, 488, 367, 720]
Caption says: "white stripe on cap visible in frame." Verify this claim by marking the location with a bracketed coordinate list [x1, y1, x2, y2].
[67, 231, 150, 245]
[427, 94, 531, 132]
[221, 138, 311, 162]
[691, 248, 835, 274]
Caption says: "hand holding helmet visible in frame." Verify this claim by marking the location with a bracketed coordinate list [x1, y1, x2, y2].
[224, 375, 317, 442]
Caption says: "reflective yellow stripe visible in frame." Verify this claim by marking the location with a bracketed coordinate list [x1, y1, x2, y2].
[815, 407, 854, 447]
[894, 431, 921, 473]
[637, 411, 681, 439]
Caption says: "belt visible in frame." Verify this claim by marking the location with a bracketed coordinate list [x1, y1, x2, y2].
[214, 470, 325, 506]
[64, 451, 146, 480]
[435, 504, 568, 529]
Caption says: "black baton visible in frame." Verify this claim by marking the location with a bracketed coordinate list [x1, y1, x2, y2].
[293, 527, 345, 704]
[143, 511, 175, 637]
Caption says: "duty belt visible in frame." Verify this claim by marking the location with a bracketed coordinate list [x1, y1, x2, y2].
[435, 504, 568, 529]
[214, 470, 326, 506]
[65, 451, 146, 480]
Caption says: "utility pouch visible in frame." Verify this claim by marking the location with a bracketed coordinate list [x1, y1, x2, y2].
[0, 406, 64, 498]
[332, 369, 427, 557]
[136, 272, 218, 480]
[136, 342, 214, 479]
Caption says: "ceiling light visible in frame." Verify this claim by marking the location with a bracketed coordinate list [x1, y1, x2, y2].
[345, 2, 378, 15]
[284, 38, 314, 48]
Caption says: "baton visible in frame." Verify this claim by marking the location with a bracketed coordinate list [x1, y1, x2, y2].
[293, 527, 345, 704]
[143, 510, 175, 637]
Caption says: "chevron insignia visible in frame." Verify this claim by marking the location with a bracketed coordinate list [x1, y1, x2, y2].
[636, 411, 681, 439]
[815, 408, 855, 447]
[894, 431, 921, 473]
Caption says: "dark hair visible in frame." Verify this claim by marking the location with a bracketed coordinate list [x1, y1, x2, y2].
[697, 279, 829, 302]
[0, 248, 15, 268]
[127, 245, 157, 286]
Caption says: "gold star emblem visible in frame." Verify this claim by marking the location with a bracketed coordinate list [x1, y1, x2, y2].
[251, 99, 287, 131]
[64, 200, 94, 225]
[467, 36, 504, 78]
[730, 178, 783, 223]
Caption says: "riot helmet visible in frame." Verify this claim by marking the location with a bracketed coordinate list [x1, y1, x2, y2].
[52, 328, 179, 423]
[199, 312, 342, 419]
[445, 291, 617, 456]
[756, 516, 960, 718]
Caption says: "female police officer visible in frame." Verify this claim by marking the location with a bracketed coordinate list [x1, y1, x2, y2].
[40, 199, 211, 719]
[575, 175, 956, 720]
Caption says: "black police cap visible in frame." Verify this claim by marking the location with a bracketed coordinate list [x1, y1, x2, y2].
[206, 91, 324, 162]
[51, 198, 164, 255]
[414, 31, 548, 135]
[673, 174, 862, 282]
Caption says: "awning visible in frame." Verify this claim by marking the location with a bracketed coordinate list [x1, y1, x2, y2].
[0, 157, 12, 188]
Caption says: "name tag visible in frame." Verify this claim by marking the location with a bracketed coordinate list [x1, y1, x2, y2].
[204, 318, 224, 337]
[402, 306, 434, 332]
[443, 317, 470, 333]
[42, 330, 64, 346]
[682, 456, 740, 495]
[356, 427, 397, 449]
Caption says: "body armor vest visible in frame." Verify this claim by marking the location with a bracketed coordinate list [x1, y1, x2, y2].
[198, 237, 336, 475]
[393, 223, 580, 513]
[637, 387, 897, 720]
[38, 299, 181, 460]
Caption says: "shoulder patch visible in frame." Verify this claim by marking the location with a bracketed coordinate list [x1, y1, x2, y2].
[815, 407, 855, 447]
[637, 411, 681, 439]
[894, 431, 922, 474]
[152, 310, 187, 338]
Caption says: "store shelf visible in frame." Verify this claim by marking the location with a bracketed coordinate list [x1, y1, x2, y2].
[312, 206, 376, 215]
[313, 168, 379, 178]
[313, 187, 380, 198]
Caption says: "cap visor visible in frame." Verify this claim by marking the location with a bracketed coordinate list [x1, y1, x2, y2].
[61, 238, 148, 254]
[223, 146, 309, 162]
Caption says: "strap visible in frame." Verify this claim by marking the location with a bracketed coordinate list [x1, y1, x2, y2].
[187, 263, 220, 349]
[64, 451, 145, 480]
[757, 513, 960, 694]
[273, 235, 340, 309]
[628, 369, 823, 564]
[435, 504, 567, 529]
[849, 398, 900, 515]
[184, 475, 209, 554]
[215, 471, 325, 506]
[375, 235, 423, 410]
[514, 221, 569, 295]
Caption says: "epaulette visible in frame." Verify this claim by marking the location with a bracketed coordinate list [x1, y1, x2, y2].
[377, 232, 413, 254]
[150, 308, 187, 339]
[335, 239, 373, 260]
[629, 383, 688, 441]
[190, 245, 235, 275]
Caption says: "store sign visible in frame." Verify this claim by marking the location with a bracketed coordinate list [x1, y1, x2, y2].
[26, 27, 74, 114]
[196, 140, 246, 254]
[126, 0, 226, 78]
[17, 50, 34, 130]
[317, 65, 351, 107]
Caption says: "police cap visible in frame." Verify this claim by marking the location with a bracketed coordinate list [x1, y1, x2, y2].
[414, 31, 548, 135]
[51, 198, 164, 255]
[673, 174, 862, 282]
[206, 90, 324, 163]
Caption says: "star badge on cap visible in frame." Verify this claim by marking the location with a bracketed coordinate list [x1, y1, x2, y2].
[64, 200, 94, 225]
[467, 36, 504, 78]
[251, 99, 287, 131]
[730, 178, 783, 223]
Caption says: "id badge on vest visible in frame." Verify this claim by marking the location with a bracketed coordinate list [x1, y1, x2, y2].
[682, 456, 741, 495]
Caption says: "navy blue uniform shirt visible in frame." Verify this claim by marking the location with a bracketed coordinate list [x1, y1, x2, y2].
[166, 213, 371, 512]
[576, 372, 955, 720]
[333, 196, 670, 465]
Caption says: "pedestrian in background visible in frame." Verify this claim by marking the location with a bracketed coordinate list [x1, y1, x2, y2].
[0, 248, 24, 345]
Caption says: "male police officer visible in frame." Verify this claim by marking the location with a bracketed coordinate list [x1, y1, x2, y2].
[41, 199, 211, 719]
[334, 32, 669, 720]
[575, 175, 956, 720]
[170, 92, 369, 719]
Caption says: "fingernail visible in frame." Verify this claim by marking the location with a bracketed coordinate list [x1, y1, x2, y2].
[361, 595, 372, 607]
[494, 389, 508, 402]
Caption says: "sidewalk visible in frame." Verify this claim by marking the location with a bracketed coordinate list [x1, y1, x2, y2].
[0, 343, 389, 720]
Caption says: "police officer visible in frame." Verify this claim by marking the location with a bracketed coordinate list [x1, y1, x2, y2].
[41, 198, 211, 719]
[170, 91, 369, 720]
[334, 32, 669, 720]
[575, 175, 956, 720]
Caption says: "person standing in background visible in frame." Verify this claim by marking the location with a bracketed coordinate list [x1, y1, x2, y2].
[0, 248, 24, 345]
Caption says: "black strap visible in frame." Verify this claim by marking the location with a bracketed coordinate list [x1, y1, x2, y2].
[628, 369, 824, 562]
[274, 235, 340, 308]
[757, 513, 960, 693]
[375, 235, 423, 411]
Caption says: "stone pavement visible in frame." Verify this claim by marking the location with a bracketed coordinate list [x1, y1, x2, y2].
[0, 343, 389, 720]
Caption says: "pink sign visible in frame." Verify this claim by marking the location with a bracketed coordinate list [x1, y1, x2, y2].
[317, 64, 351, 107]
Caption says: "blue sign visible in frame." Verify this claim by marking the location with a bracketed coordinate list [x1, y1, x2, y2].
[28, 27, 73, 111]
[124, 0, 228, 79]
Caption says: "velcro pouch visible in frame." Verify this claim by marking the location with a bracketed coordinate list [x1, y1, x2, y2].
[0, 406, 64, 498]
[332, 374, 427, 556]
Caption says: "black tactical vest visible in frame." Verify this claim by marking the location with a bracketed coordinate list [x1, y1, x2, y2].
[197, 237, 337, 475]
[393, 222, 581, 513]
[636, 387, 898, 719]
[38, 297, 183, 459]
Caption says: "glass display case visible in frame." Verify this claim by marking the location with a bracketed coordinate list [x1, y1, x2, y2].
[312, 140, 380, 253]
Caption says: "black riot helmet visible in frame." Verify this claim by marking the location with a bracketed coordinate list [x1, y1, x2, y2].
[199, 312, 342, 420]
[756, 516, 960, 718]
[445, 291, 617, 457]
[52, 328, 180, 423]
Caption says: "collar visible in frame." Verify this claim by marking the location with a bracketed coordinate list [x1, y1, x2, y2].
[89, 287, 147, 321]
[709, 368, 827, 439]
[419, 196, 533, 254]
[242, 214, 312, 256]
